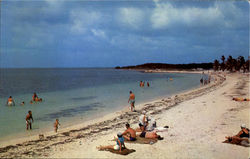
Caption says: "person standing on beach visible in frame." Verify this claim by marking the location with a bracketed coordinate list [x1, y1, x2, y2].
[147, 82, 150, 87]
[26, 110, 33, 130]
[128, 91, 135, 112]
[54, 119, 60, 133]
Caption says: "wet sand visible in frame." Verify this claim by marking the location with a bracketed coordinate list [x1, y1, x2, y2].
[0, 72, 249, 158]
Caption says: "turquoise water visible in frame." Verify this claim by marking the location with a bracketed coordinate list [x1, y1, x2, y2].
[0, 68, 204, 140]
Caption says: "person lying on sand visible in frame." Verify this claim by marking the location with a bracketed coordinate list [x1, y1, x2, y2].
[122, 123, 136, 141]
[54, 119, 60, 133]
[225, 124, 249, 146]
[139, 126, 164, 140]
[232, 97, 250, 101]
[97, 132, 126, 152]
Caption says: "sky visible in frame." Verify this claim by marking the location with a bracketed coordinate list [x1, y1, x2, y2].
[0, 0, 249, 68]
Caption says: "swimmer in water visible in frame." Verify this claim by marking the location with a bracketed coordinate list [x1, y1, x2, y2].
[7, 96, 15, 106]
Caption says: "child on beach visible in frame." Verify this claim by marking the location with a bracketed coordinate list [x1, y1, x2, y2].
[54, 119, 60, 133]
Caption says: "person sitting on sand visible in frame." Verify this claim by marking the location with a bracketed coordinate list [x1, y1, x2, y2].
[139, 126, 164, 140]
[7, 96, 15, 106]
[128, 91, 135, 112]
[26, 110, 34, 130]
[97, 132, 126, 152]
[225, 124, 249, 146]
[54, 119, 60, 133]
[139, 110, 148, 131]
[146, 116, 157, 131]
[122, 123, 136, 141]
[20, 101, 25, 106]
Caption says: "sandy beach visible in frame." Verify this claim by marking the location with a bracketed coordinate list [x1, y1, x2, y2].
[0, 72, 249, 158]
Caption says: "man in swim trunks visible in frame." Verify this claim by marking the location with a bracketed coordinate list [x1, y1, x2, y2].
[26, 110, 34, 130]
[128, 91, 135, 112]
[122, 123, 136, 141]
[139, 126, 164, 140]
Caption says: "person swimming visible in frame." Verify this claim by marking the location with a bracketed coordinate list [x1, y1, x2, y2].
[32, 93, 43, 102]
[7, 96, 15, 106]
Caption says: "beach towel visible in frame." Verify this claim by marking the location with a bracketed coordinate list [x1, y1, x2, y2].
[223, 139, 250, 147]
[99, 147, 136, 155]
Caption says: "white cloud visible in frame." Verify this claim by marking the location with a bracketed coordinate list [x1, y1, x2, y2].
[91, 29, 106, 39]
[70, 10, 102, 34]
[119, 7, 145, 29]
[151, 2, 225, 29]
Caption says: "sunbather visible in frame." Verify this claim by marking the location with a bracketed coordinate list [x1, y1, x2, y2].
[139, 126, 163, 140]
[225, 124, 249, 146]
[232, 97, 250, 101]
[122, 123, 136, 141]
[97, 132, 126, 152]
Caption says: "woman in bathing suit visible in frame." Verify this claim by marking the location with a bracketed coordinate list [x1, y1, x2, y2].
[97, 132, 126, 152]
[7, 96, 15, 106]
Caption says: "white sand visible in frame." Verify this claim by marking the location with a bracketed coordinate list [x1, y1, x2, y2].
[47, 73, 249, 159]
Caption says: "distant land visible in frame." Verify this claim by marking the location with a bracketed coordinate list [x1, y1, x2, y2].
[115, 63, 213, 70]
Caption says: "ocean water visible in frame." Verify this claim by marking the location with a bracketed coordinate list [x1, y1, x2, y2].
[0, 68, 204, 140]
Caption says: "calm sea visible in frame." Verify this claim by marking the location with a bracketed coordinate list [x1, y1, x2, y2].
[0, 68, 204, 140]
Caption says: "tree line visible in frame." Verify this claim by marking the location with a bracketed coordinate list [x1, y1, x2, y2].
[213, 55, 249, 72]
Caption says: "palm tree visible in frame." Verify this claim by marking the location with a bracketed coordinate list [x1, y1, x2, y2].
[236, 56, 245, 71]
[226, 55, 234, 72]
[244, 57, 250, 72]
[220, 55, 226, 71]
[213, 59, 219, 71]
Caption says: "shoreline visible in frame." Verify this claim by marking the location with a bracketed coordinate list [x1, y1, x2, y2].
[0, 71, 203, 145]
[0, 71, 227, 158]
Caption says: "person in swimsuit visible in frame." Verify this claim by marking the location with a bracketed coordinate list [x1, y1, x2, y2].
[147, 82, 150, 87]
[128, 91, 135, 112]
[122, 123, 136, 141]
[54, 119, 60, 133]
[26, 110, 34, 130]
[139, 125, 164, 140]
[33, 93, 42, 102]
[7, 96, 15, 106]
[97, 132, 126, 152]
[226, 124, 249, 146]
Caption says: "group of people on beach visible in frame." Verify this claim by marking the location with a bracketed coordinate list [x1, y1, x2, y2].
[25, 110, 60, 132]
[200, 77, 211, 86]
[98, 110, 165, 152]
[6, 93, 43, 106]
[7, 93, 61, 132]
[139, 81, 150, 87]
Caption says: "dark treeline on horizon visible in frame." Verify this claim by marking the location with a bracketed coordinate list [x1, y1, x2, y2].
[115, 62, 213, 70]
[213, 55, 249, 72]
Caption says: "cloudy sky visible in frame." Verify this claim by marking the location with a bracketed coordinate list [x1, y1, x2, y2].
[0, 0, 249, 68]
